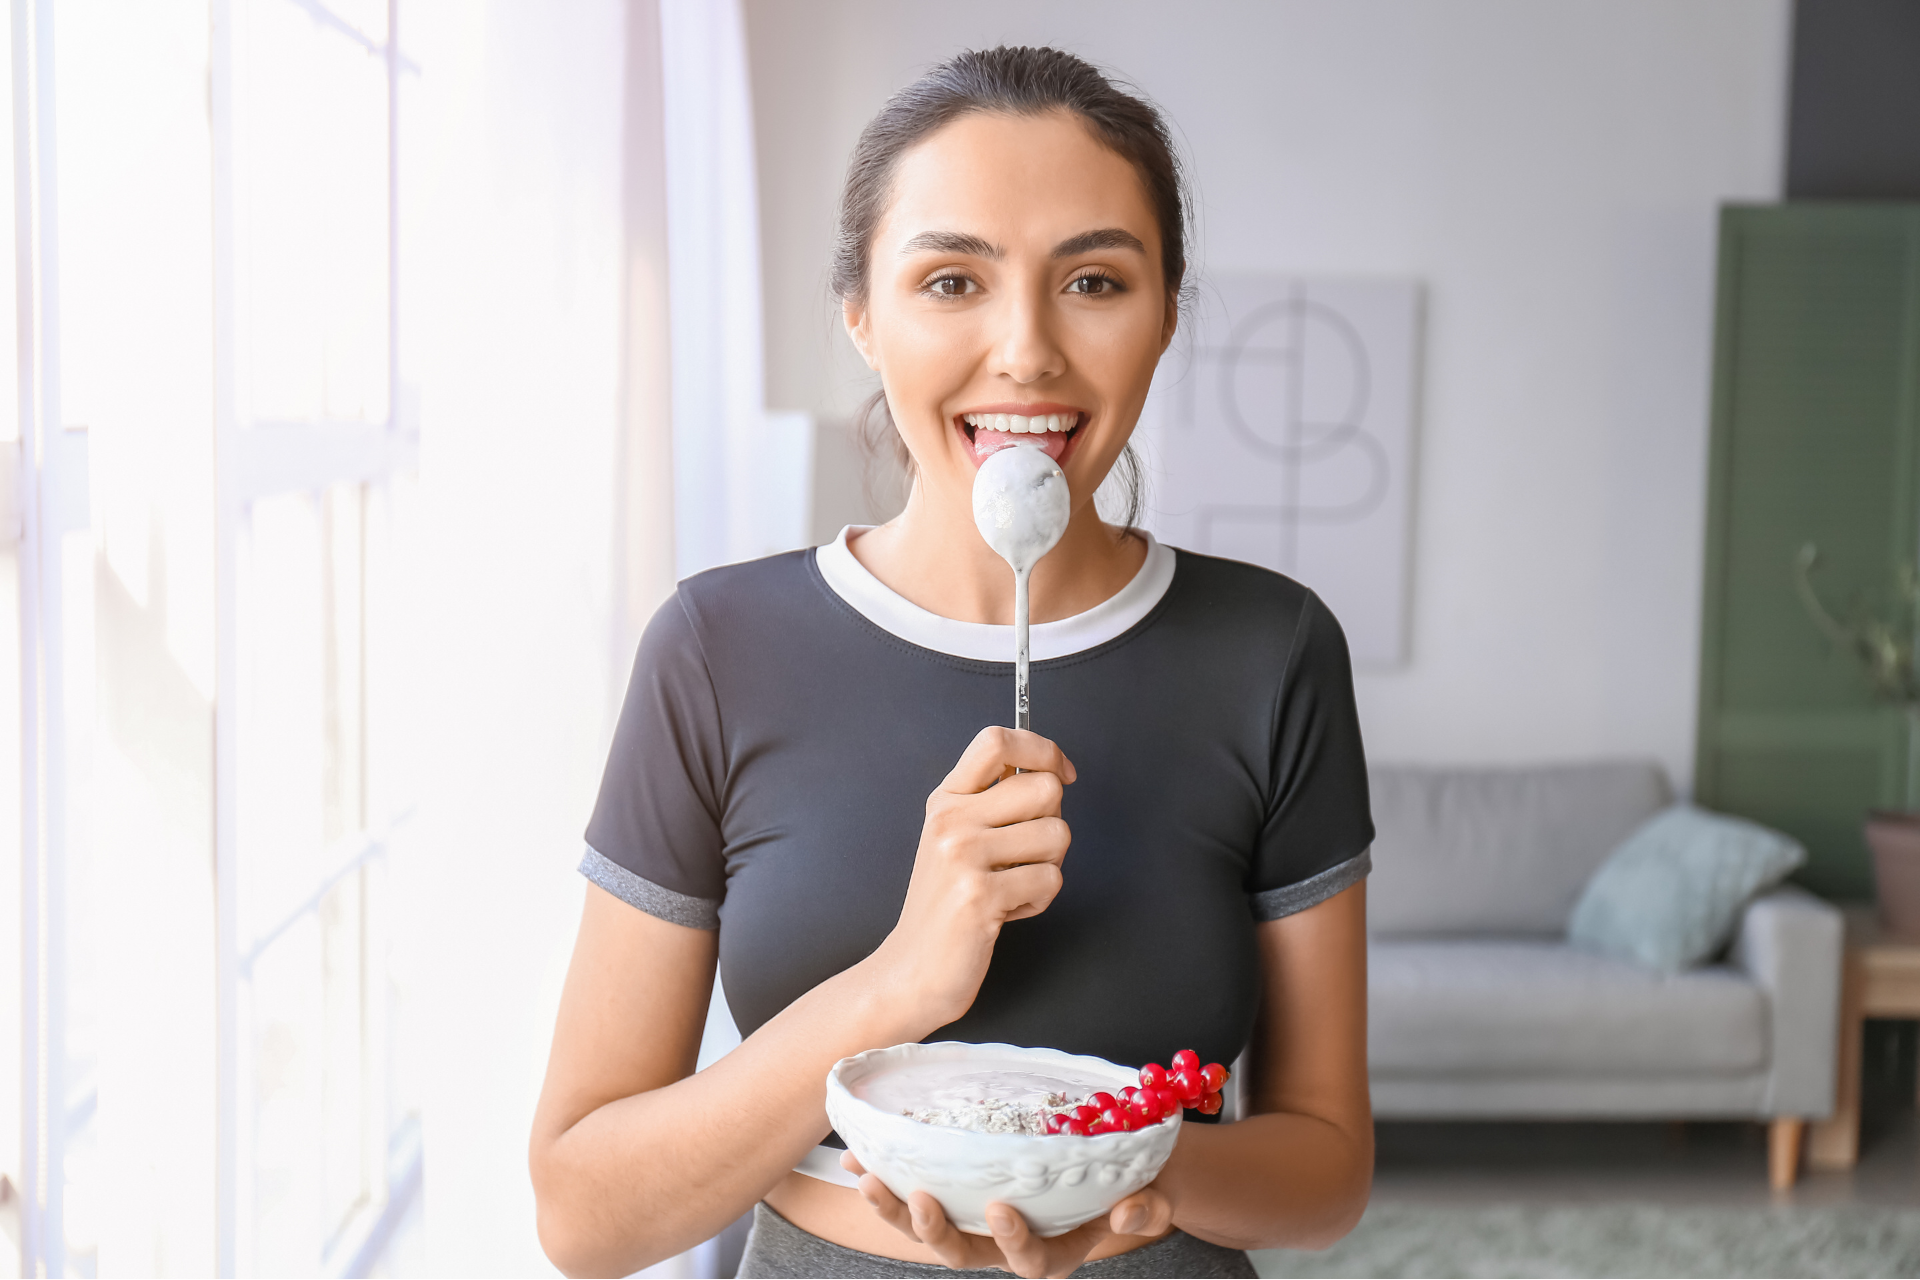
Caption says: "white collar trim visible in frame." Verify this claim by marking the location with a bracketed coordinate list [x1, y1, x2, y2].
[813, 526, 1176, 662]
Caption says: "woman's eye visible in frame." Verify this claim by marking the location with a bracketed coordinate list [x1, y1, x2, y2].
[926, 275, 976, 297]
[1068, 273, 1121, 295]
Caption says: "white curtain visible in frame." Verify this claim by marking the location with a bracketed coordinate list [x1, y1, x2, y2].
[659, 0, 810, 578]
[646, 9, 779, 1274]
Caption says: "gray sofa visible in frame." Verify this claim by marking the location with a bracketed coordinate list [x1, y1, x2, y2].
[1365, 761, 1844, 1187]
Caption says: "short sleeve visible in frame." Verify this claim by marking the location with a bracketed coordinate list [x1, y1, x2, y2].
[1249, 591, 1375, 922]
[580, 591, 728, 929]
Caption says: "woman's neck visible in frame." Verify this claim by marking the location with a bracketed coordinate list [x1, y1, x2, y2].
[846, 477, 1147, 625]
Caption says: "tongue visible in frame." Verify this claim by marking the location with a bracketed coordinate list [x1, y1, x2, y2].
[972, 429, 1069, 464]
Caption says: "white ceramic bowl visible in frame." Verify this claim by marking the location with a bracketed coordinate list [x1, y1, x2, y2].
[824, 1041, 1180, 1238]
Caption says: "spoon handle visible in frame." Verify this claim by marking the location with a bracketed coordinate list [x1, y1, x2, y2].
[1014, 566, 1031, 732]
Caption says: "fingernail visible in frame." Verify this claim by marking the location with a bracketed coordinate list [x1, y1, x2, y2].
[1119, 1206, 1146, 1234]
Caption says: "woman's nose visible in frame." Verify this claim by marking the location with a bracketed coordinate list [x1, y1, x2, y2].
[990, 292, 1066, 384]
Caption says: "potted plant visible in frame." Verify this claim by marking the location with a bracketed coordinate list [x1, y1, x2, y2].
[1795, 544, 1920, 932]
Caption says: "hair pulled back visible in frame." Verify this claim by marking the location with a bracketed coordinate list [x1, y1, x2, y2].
[834, 46, 1191, 528]
[833, 46, 1190, 304]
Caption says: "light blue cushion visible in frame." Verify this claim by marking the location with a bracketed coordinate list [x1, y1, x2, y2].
[1567, 805, 1806, 973]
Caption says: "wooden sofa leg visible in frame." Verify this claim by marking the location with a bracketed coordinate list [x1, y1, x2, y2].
[1769, 1117, 1804, 1190]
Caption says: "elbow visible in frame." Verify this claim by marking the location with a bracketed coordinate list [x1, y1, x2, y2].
[531, 1138, 647, 1279]
[1285, 1183, 1370, 1252]
[534, 1203, 594, 1280]
[530, 1148, 594, 1278]
[1239, 1123, 1372, 1253]
[535, 1198, 694, 1280]
[533, 1180, 653, 1280]
[531, 1126, 727, 1277]
[1286, 1146, 1373, 1252]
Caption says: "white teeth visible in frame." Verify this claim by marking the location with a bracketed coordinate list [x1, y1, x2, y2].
[963, 412, 1076, 434]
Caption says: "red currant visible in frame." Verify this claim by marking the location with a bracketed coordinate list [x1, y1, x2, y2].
[1087, 1119, 1111, 1135]
[1140, 1063, 1168, 1091]
[1088, 1092, 1118, 1113]
[1201, 1062, 1228, 1092]
[1170, 1067, 1205, 1102]
[1153, 1087, 1181, 1118]
[1127, 1093, 1157, 1123]
[1073, 1105, 1101, 1126]
[1098, 1104, 1128, 1131]
[1198, 1091, 1223, 1116]
[1171, 1049, 1200, 1074]
[1063, 1118, 1090, 1136]
[1118, 1086, 1140, 1106]
[1045, 1114, 1068, 1134]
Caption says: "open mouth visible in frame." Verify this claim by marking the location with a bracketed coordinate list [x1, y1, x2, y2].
[958, 408, 1087, 467]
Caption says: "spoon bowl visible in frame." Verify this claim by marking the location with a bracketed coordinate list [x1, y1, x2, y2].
[971, 443, 1072, 576]
[971, 444, 1072, 731]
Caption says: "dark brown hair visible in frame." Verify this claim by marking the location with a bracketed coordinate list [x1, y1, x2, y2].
[832, 46, 1192, 529]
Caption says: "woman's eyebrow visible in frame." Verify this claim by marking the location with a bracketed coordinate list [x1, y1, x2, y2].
[1053, 228, 1145, 257]
[899, 230, 1001, 258]
[895, 228, 1146, 259]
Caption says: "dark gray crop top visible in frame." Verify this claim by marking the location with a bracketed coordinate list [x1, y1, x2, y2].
[581, 540, 1373, 1096]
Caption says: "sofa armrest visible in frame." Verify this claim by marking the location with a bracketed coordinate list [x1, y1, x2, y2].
[1729, 886, 1844, 1118]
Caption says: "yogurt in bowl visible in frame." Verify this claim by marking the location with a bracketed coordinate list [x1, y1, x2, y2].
[824, 1042, 1180, 1238]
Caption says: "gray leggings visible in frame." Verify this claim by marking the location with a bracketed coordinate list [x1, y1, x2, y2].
[736, 1203, 1258, 1279]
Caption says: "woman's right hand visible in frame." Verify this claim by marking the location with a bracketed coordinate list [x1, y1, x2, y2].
[865, 726, 1077, 1029]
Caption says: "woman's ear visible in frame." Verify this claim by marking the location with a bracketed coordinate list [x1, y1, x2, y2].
[843, 297, 880, 372]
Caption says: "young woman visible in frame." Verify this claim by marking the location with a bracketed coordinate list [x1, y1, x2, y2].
[530, 47, 1373, 1280]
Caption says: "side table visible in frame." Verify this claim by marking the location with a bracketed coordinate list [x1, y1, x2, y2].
[1806, 906, 1920, 1171]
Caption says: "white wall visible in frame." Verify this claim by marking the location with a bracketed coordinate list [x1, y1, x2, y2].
[743, 0, 1792, 790]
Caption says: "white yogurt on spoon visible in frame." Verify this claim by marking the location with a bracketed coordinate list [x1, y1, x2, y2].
[971, 443, 1071, 731]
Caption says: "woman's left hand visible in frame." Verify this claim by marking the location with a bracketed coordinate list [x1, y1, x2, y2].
[840, 1151, 1174, 1280]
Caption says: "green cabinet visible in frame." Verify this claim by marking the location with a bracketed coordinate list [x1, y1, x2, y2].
[1696, 205, 1920, 898]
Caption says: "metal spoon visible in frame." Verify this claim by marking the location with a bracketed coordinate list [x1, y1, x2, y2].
[971, 443, 1072, 731]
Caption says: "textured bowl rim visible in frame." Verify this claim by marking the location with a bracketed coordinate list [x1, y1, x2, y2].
[826, 1040, 1182, 1144]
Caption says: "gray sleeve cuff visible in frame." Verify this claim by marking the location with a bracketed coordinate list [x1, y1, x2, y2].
[579, 843, 721, 930]
[1251, 847, 1371, 922]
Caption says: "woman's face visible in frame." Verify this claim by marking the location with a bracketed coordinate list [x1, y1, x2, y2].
[845, 110, 1175, 518]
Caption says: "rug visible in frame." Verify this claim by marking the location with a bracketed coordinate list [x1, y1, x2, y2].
[1249, 1202, 1920, 1278]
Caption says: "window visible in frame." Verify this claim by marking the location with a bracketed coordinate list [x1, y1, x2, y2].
[9, 2, 421, 1274]
[223, 3, 421, 1269]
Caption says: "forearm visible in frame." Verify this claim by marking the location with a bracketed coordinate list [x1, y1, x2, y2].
[1157, 1110, 1373, 1252]
[533, 958, 932, 1277]
[536, 729, 1076, 1276]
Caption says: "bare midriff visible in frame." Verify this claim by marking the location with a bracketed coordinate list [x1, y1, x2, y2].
[762, 1171, 1172, 1264]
